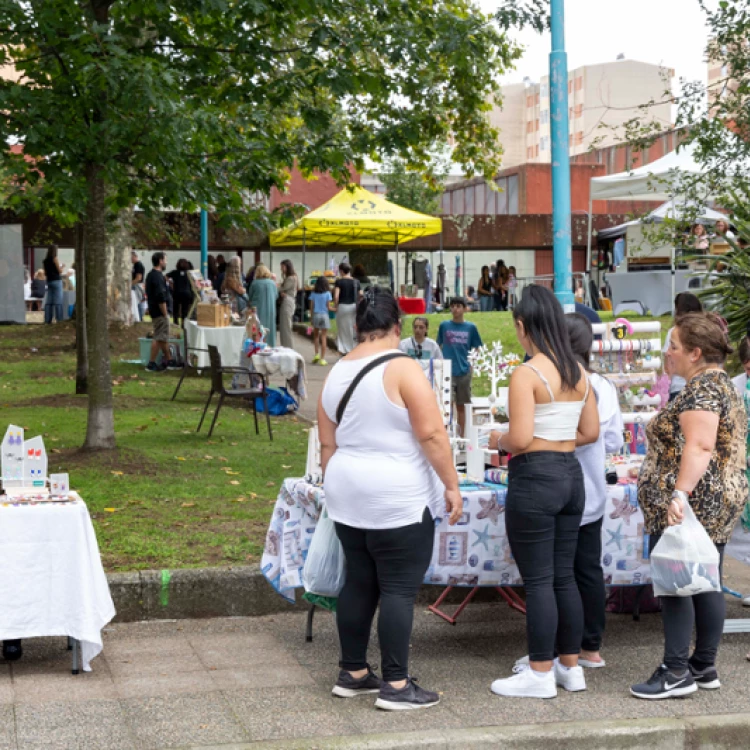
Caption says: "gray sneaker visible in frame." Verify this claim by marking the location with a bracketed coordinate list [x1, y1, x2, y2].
[332, 667, 382, 698]
[375, 677, 440, 711]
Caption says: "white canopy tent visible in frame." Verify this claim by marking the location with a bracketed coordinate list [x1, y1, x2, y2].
[585, 143, 744, 305]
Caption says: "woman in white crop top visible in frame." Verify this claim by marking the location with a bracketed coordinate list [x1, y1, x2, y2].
[318, 287, 462, 711]
[489, 284, 599, 700]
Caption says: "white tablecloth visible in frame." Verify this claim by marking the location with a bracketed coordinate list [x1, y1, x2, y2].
[185, 321, 246, 369]
[250, 347, 308, 400]
[0, 495, 116, 671]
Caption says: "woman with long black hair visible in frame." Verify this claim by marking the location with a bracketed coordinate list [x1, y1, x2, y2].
[489, 285, 599, 699]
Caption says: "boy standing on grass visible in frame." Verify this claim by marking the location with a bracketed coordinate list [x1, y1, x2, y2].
[437, 297, 482, 437]
[309, 276, 332, 366]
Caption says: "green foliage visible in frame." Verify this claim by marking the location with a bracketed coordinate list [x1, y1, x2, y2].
[377, 154, 448, 216]
[0, 0, 522, 228]
[495, 0, 550, 34]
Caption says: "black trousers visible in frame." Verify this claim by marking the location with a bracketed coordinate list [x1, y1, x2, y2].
[334, 508, 434, 681]
[649, 534, 726, 672]
[575, 517, 606, 653]
[506, 451, 585, 662]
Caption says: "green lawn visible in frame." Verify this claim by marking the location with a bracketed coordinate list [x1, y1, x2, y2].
[0, 322, 307, 571]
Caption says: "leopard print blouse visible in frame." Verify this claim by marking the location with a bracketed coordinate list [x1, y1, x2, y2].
[638, 369, 748, 543]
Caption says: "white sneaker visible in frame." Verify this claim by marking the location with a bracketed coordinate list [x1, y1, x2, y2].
[491, 665, 557, 699]
[553, 659, 587, 692]
[517, 653, 605, 670]
[743, 596, 750, 608]
[514, 654, 530, 668]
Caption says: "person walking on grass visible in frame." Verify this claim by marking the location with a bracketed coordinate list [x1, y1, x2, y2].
[145, 252, 179, 372]
[437, 297, 482, 437]
[310, 275, 332, 366]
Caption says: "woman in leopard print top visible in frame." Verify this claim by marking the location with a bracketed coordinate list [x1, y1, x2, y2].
[632, 313, 747, 700]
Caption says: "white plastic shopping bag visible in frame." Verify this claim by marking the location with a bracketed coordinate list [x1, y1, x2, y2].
[650, 503, 721, 597]
[302, 508, 346, 597]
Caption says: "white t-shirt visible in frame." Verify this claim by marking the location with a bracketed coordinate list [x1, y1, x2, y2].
[663, 327, 686, 394]
[575, 372, 624, 526]
[398, 336, 442, 361]
[733, 372, 748, 396]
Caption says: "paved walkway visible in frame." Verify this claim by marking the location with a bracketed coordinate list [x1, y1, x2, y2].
[2, 560, 750, 749]
[289, 331, 340, 422]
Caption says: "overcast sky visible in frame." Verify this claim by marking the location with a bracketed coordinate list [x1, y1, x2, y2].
[478, 0, 714, 90]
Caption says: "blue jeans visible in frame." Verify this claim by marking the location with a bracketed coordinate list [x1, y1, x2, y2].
[45, 280, 63, 324]
[479, 295, 493, 312]
[506, 451, 585, 661]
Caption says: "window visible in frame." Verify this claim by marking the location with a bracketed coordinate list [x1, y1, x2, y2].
[575, 76, 583, 91]
[574, 103, 583, 118]
[441, 193, 451, 214]
[540, 82, 548, 98]
[568, 80, 572, 94]
[453, 189, 464, 215]
[575, 131, 583, 146]
[465, 185, 475, 214]
[507, 174, 519, 213]
[495, 177, 508, 214]
[526, 95, 534, 108]
[569, 106, 573, 120]
[541, 109, 549, 125]
[569, 134, 572, 147]
[540, 136, 549, 151]
[535, 145, 539, 157]
[527, 146, 534, 160]
[535, 93, 540, 106]
[535, 119, 539, 131]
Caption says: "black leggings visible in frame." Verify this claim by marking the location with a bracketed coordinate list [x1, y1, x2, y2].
[649, 534, 726, 672]
[334, 508, 434, 682]
[506, 451, 585, 662]
[575, 517, 606, 653]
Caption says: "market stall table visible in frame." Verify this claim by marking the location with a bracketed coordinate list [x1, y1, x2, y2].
[247, 346, 308, 400]
[185, 320, 246, 369]
[262, 474, 650, 627]
[398, 297, 427, 315]
[0, 494, 116, 673]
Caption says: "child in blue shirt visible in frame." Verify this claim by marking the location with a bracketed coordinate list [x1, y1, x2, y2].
[437, 297, 483, 436]
[309, 276, 333, 365]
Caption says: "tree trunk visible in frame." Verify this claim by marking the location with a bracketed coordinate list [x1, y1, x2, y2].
[107, 208, 135, 325]
[74, 223, 88, 394]
[83, 164, 115, 450]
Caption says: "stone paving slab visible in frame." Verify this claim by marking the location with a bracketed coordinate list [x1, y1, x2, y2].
[1, 568, 750, 748]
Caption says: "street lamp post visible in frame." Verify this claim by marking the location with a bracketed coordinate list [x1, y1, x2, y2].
[200, 208, 208, 278]
[550, 0, 574, 312]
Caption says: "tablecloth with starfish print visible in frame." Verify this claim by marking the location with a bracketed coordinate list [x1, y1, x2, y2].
[261, 476, 651, 603]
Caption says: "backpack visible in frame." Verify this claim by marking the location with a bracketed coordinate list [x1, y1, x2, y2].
[256, 386, 298, 415]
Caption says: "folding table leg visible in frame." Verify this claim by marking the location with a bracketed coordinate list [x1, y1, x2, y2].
[71, 639, 80, 675]
[428, 586, 480, 625]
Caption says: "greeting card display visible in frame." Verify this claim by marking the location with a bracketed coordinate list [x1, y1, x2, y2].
[1, 424, 24, 485]
[50, 473, 70, 498]
[23, 435, 47, 487]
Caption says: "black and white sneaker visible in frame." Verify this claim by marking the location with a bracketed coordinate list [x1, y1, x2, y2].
[630, 665, 697, 700]
[375, 677, 440, 711]
[689, 662, 721, 690]
[146, 361, 167, 372]
[331, 667, 382, 698]
[166, 359, 181, 370]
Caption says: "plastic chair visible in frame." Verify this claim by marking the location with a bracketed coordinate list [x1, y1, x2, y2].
[197, 345, 272, 440]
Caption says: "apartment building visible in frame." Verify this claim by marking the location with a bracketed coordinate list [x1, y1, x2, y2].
[494, 59, 674, 167]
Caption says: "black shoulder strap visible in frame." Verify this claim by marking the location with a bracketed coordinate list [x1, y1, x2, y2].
[335, 353, 408, 425]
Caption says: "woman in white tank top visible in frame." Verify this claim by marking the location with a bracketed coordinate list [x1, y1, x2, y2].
[489, 285, 599, 700]
[318, 287, 462, 711]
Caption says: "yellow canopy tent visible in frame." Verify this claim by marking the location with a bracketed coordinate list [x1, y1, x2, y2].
[269, 184, 442, 291]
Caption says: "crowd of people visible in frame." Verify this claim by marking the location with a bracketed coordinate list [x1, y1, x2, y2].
[315, 282, 748, 710]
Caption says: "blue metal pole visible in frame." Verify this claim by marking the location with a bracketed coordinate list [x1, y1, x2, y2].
[200, 209, 208, 278]
[550, 0, 574, 311]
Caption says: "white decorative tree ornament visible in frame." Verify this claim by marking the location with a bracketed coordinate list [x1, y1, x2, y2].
[468, 342, 520, 413]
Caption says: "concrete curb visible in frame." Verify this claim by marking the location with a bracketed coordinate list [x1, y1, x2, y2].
[107, 565, 502, 622]
[180, 714, 750, 749]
